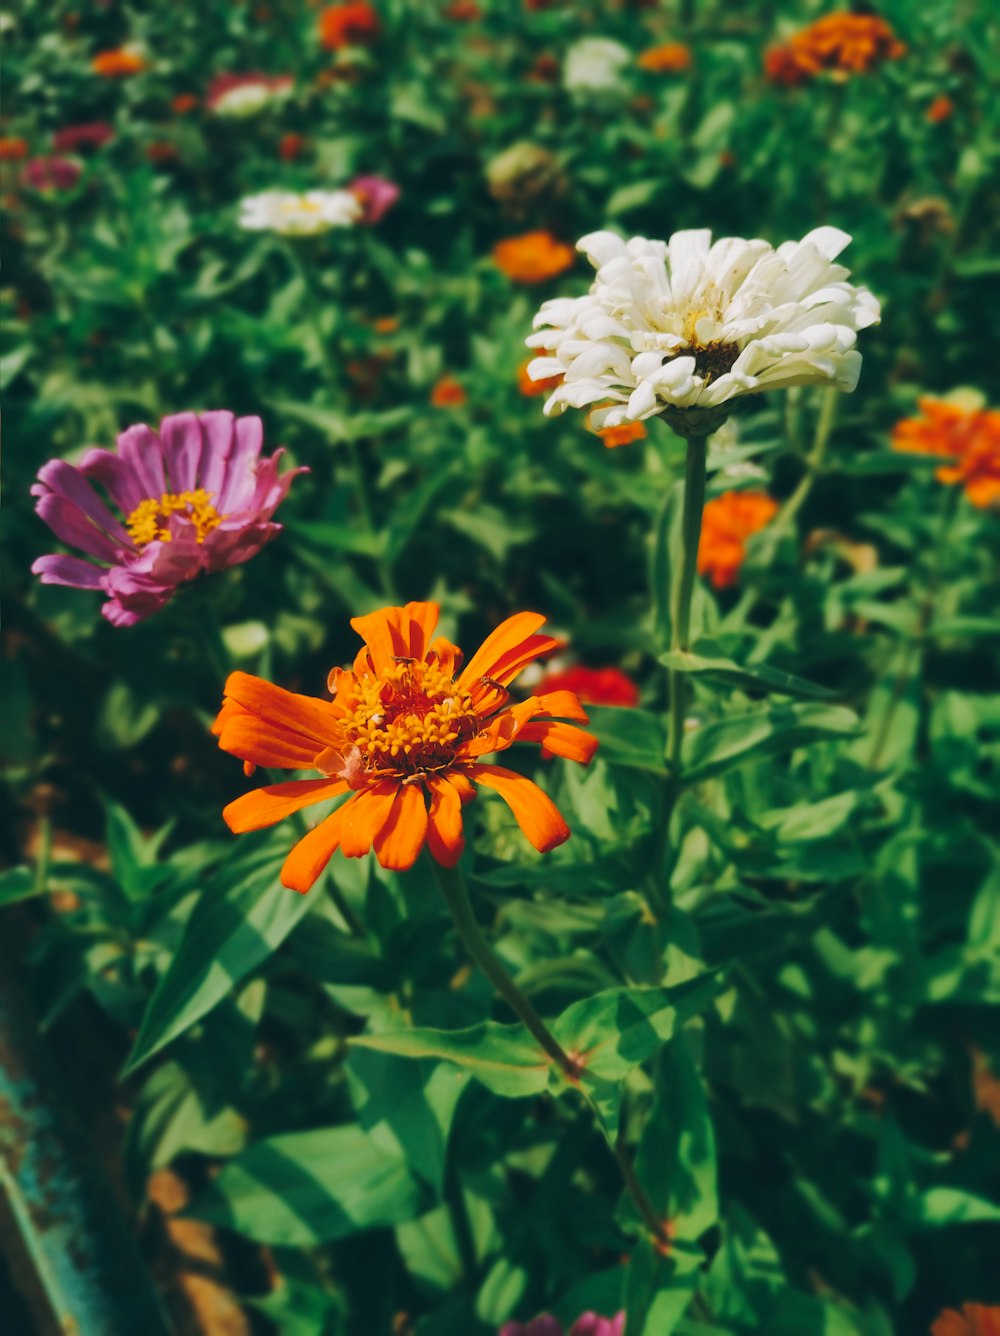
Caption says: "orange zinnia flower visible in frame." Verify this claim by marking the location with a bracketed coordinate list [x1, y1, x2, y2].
[213, 602, 597, 890]
[0, 137, 29, 161]
[493, 231, 575, 284]
[926, 94, 954, 123]
[931, 1304, 1000, 1336]
[765, 13, 905, 85]
[431, 375, 467, 407]
[91, 48, 148, 77]
[317, 2, 381, 50]
[698, 490, 779, 589]
[636, 42, 692, 73]
[597, 421, 647, 449]
[891, 396, 1000, 509]
[517, 358, 563, 397]
[171, 93, 199, 114]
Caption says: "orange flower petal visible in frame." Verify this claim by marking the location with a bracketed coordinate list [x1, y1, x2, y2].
[426, 776, 465, 867]
[216, 714, 321, 769]
[373, 783, 429, 870]
[458, 612, 547, 690]
[280, 802, 351, 893]
[223, 778, 348, 833]
[350, 601, 441, 675]
[222, 671, 338, 746]
[459, 698, 542, 758]
[445, 772, 476, 803]
[468, 764, 570, 852]
[533, 690, 590, 723]
[518, 721, 599, 764]
[339, 782, 398, 858]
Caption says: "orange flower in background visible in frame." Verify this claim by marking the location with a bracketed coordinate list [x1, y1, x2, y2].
[931, 1304, 1000, 1336]
[765, 13, 905, 85]
[493, 231, 575, 284]
[891, 396, 1000, 509]
[171, 94, 199, 114]
[637, 42, 692, 73]
[926, 94, 954, 123]
[538, 665, 639, 708]
[598, 421, 647, 449]
[0, 137, 29, 161]
[445, 0, 481, 17]
[318, 2, 381, 51]
[213, 602, 597, 889]
[698, 490, 779, 589]
[91, 48, 148, 77]
[431, 376, 467, 407]
[518, 358, 563, 397]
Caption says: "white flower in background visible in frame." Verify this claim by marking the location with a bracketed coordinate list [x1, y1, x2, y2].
[208, 74, 294, 119]
[526, 228, 880, 429]
[563, 38, 631, 94]
[238, 190, 362, 236]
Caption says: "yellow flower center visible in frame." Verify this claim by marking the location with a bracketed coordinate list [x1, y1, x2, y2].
[339, 660, 479, 776]
[125, 489, 223, 548]
[282, 196, 320, 213]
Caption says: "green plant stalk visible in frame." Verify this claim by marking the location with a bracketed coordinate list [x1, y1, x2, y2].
[666, 431, 709, 774]
[774, 383, 838, 533]
[431, 860, 671, 1247]
[430, 860, 577, 1077]
[867, 485, 960, 769]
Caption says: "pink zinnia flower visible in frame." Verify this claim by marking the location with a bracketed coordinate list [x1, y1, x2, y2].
[499, 1314, 624, 1336]
[21, 156, 82, 191]
[31, 411, 305, 627]
[52, 123, 115, 153]
[348, 174, 400, 225]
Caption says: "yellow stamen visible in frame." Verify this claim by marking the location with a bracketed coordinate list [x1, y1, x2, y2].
[126, 488, 223, 548]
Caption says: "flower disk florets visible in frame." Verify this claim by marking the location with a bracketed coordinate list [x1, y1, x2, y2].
[337, 659, 479, 777]
[526, 227, 880, 429]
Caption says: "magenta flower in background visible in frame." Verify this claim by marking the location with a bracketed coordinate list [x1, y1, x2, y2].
[52, 122, 115, 153]
[348, 174, 400, 225]
[499, 1313, 624, 1336]
[21, 156, 82, 191]
[31, 411, 305, 627]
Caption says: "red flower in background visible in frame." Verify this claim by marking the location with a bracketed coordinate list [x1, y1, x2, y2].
[53, 123, 114, 153]
[318, 2, 381, 51]
[538, 665, 638, 708]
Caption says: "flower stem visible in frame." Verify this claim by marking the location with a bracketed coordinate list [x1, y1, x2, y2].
[666, 431, 709, 774]
[430, 860, 578, 1080]
[774, 384, 838, 533]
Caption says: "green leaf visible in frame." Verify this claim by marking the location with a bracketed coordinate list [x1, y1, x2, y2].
[682, 703, 859, 782]
[660, 638, 834, 699]
[588, 706, 668, 775]
[912, 1187, 1000, 1227]
[0, 867, 39, 906]
[123, 836, 315, 1075]
[650, 480, 684, 650]
[345, 1048, 468, 1196]
[350, 1022, 550, 1098]
[192, 1125, 424, 1245]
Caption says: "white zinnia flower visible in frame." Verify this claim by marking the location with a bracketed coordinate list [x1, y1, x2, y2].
[238, 190, 362, 236]
[212, 83, 288, 118]
[526, 227, 880, 430]
[563, 38, 631, 94]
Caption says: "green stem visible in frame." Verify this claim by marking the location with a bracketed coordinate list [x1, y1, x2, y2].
[614, 1128, 672, 1252]
[33, 814, 52, 898]
[430, 860, 578, 1079]
[443, 1161, 478, 1285]
[666, 432, 709, 775]
[867, 486, 959, 769]
[774, 384, 838, 534]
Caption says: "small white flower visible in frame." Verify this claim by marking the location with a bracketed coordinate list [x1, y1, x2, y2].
[212, 82, 289, 118]
[238, 190, 362, 236]
[526, 227, 880, 429]
[563, 38, 631, 94]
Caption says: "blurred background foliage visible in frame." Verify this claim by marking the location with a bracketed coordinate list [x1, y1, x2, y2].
[2, 0, 999, 1333]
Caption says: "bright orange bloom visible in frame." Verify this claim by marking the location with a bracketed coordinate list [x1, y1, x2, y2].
[213, 603, 597, 889]
[891, 397, 1000, 509]
[431, 376, 467, 408]
[171, 94, 199, 114]
[637, 42, 692, 73]
[926, 94, 954, 123]
[0, 137, 29, 161]
[91, 48, 148, 77]
[493, 231, 575, 284]
[317, 2, 381, 51]
[765, 13, 905, 86]
[698, 490, 779, 589]
[598, 421, 647, 449]
[518, 359, 563, 397]
[931, 1304, 1000, 1336]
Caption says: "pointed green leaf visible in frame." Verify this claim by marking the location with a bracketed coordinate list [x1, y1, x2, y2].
[660, 638, 834, 699]
[588, 706, 668, 775]
[349, 1022, 550, 1098]
[682, 703, 859, 782]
